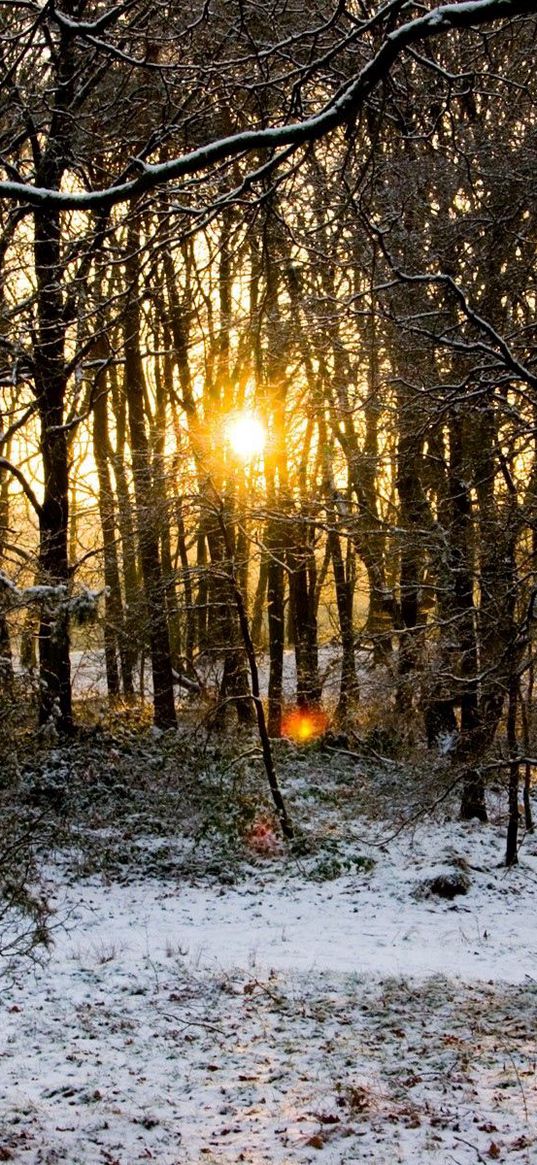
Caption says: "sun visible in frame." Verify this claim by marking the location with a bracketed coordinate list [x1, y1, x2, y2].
[225, 412, 266, 462]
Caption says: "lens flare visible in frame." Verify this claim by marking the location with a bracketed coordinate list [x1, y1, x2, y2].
[281, 708, 328, 743]
[225, 412, 266, 461]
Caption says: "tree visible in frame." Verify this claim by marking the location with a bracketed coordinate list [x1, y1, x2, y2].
[1, 0, 537, 872]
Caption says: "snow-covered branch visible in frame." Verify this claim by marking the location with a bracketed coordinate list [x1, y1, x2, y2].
[0, 574, 103, 622]
[0, 0, 535, 211]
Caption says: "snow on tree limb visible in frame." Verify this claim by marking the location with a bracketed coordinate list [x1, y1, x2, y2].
[0, 574, 103, 621]
[0, 0, 535, 211]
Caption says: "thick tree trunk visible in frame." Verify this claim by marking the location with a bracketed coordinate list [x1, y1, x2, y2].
[30, 16, 78, 733]
[196, 530, 210, 653]
[288, 524, 321, 709]
[34, 207, 72, 732]
[38, 412, 72, 730]
[153, 342, 182, 666]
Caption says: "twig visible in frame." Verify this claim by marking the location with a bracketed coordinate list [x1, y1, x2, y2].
[453, 1136, 488, 1164]
[160, 1013, 227, 1036]
[219, 747, 263, 775]
[325, 742, 397, 767]
[349, 731, 399, 766]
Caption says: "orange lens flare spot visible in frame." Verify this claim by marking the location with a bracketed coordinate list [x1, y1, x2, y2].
[245, 816, 281, 856]
[281, 708, 328, 743]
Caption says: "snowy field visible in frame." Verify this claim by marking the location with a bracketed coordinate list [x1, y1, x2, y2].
[2, 743, 537, 1165]
[68, 645, 349, 704]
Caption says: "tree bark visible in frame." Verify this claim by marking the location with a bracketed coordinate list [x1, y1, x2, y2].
[34, 206, 73, 732]
[92, 362, 129, 699]
[123, 223, 176, 729]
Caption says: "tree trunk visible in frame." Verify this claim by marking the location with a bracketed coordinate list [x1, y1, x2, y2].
[0, 427, 14, 688]
[34, 206, 72, 732]
[448, 416, 487, 822]
[93, 363, 129, 699]
[505, 674, 519, 867]
[328, 525, 359, 719]
[288, 524, 321, 709]
[206, 509, 254, 726]
[266, 518, 285, 737]
[394, 416, 428, 719]
[123, 224, 176, 729]
[176, 498, 196, 668]
[251, 551, 268, 649]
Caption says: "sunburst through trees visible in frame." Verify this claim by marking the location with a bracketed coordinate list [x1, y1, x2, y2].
[0, 0, 537, 860]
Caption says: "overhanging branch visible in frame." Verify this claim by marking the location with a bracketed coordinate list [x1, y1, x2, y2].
[0, 0, 535, 211]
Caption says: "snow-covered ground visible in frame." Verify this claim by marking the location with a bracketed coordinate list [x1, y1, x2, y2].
[69, 645, 349, 703]
[2, 801, 537, 1164]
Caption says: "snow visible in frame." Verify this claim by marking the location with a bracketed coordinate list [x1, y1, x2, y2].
[41, 821, 537, 984]
[2, 797, 537, 1164]
[0, 0, 525, 213]
[69, 645, 351, 702]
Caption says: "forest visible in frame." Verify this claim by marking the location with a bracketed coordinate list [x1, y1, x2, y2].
[1, 3, 537, 1162]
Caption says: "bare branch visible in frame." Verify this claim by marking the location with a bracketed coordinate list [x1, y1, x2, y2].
[0, 456, 42, 517]
[0, 0, 534, 210]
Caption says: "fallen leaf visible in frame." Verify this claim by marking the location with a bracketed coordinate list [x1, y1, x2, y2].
[510, 1136, 531, 1150]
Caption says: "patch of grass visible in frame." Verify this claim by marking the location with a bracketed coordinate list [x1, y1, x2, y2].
[310, 850, 376, 882]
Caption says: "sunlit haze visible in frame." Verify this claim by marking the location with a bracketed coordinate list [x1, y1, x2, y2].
[225, 412, 266, 462]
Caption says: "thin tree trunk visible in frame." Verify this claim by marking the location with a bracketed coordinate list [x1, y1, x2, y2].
[251, 551, 268, 648]
[266, 519, 285, 737]
[505, 674, 519, 866]
[93, 364, 129, 699]
[519, 675, 534, 833]
[446, 415, 487, 821]
[216, 505, 293, 838]
[0, 426, 14, 687]
[176, 498, 196, 668]
[123, 223, 176, 729]
[328, 525, 359, 719]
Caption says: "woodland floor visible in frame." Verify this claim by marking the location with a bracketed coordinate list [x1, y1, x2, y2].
[1, 708, 537, 1165]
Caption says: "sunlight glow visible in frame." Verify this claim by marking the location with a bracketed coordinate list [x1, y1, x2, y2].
[282, 708, 329, 743]
[225, 412, 266, 461]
